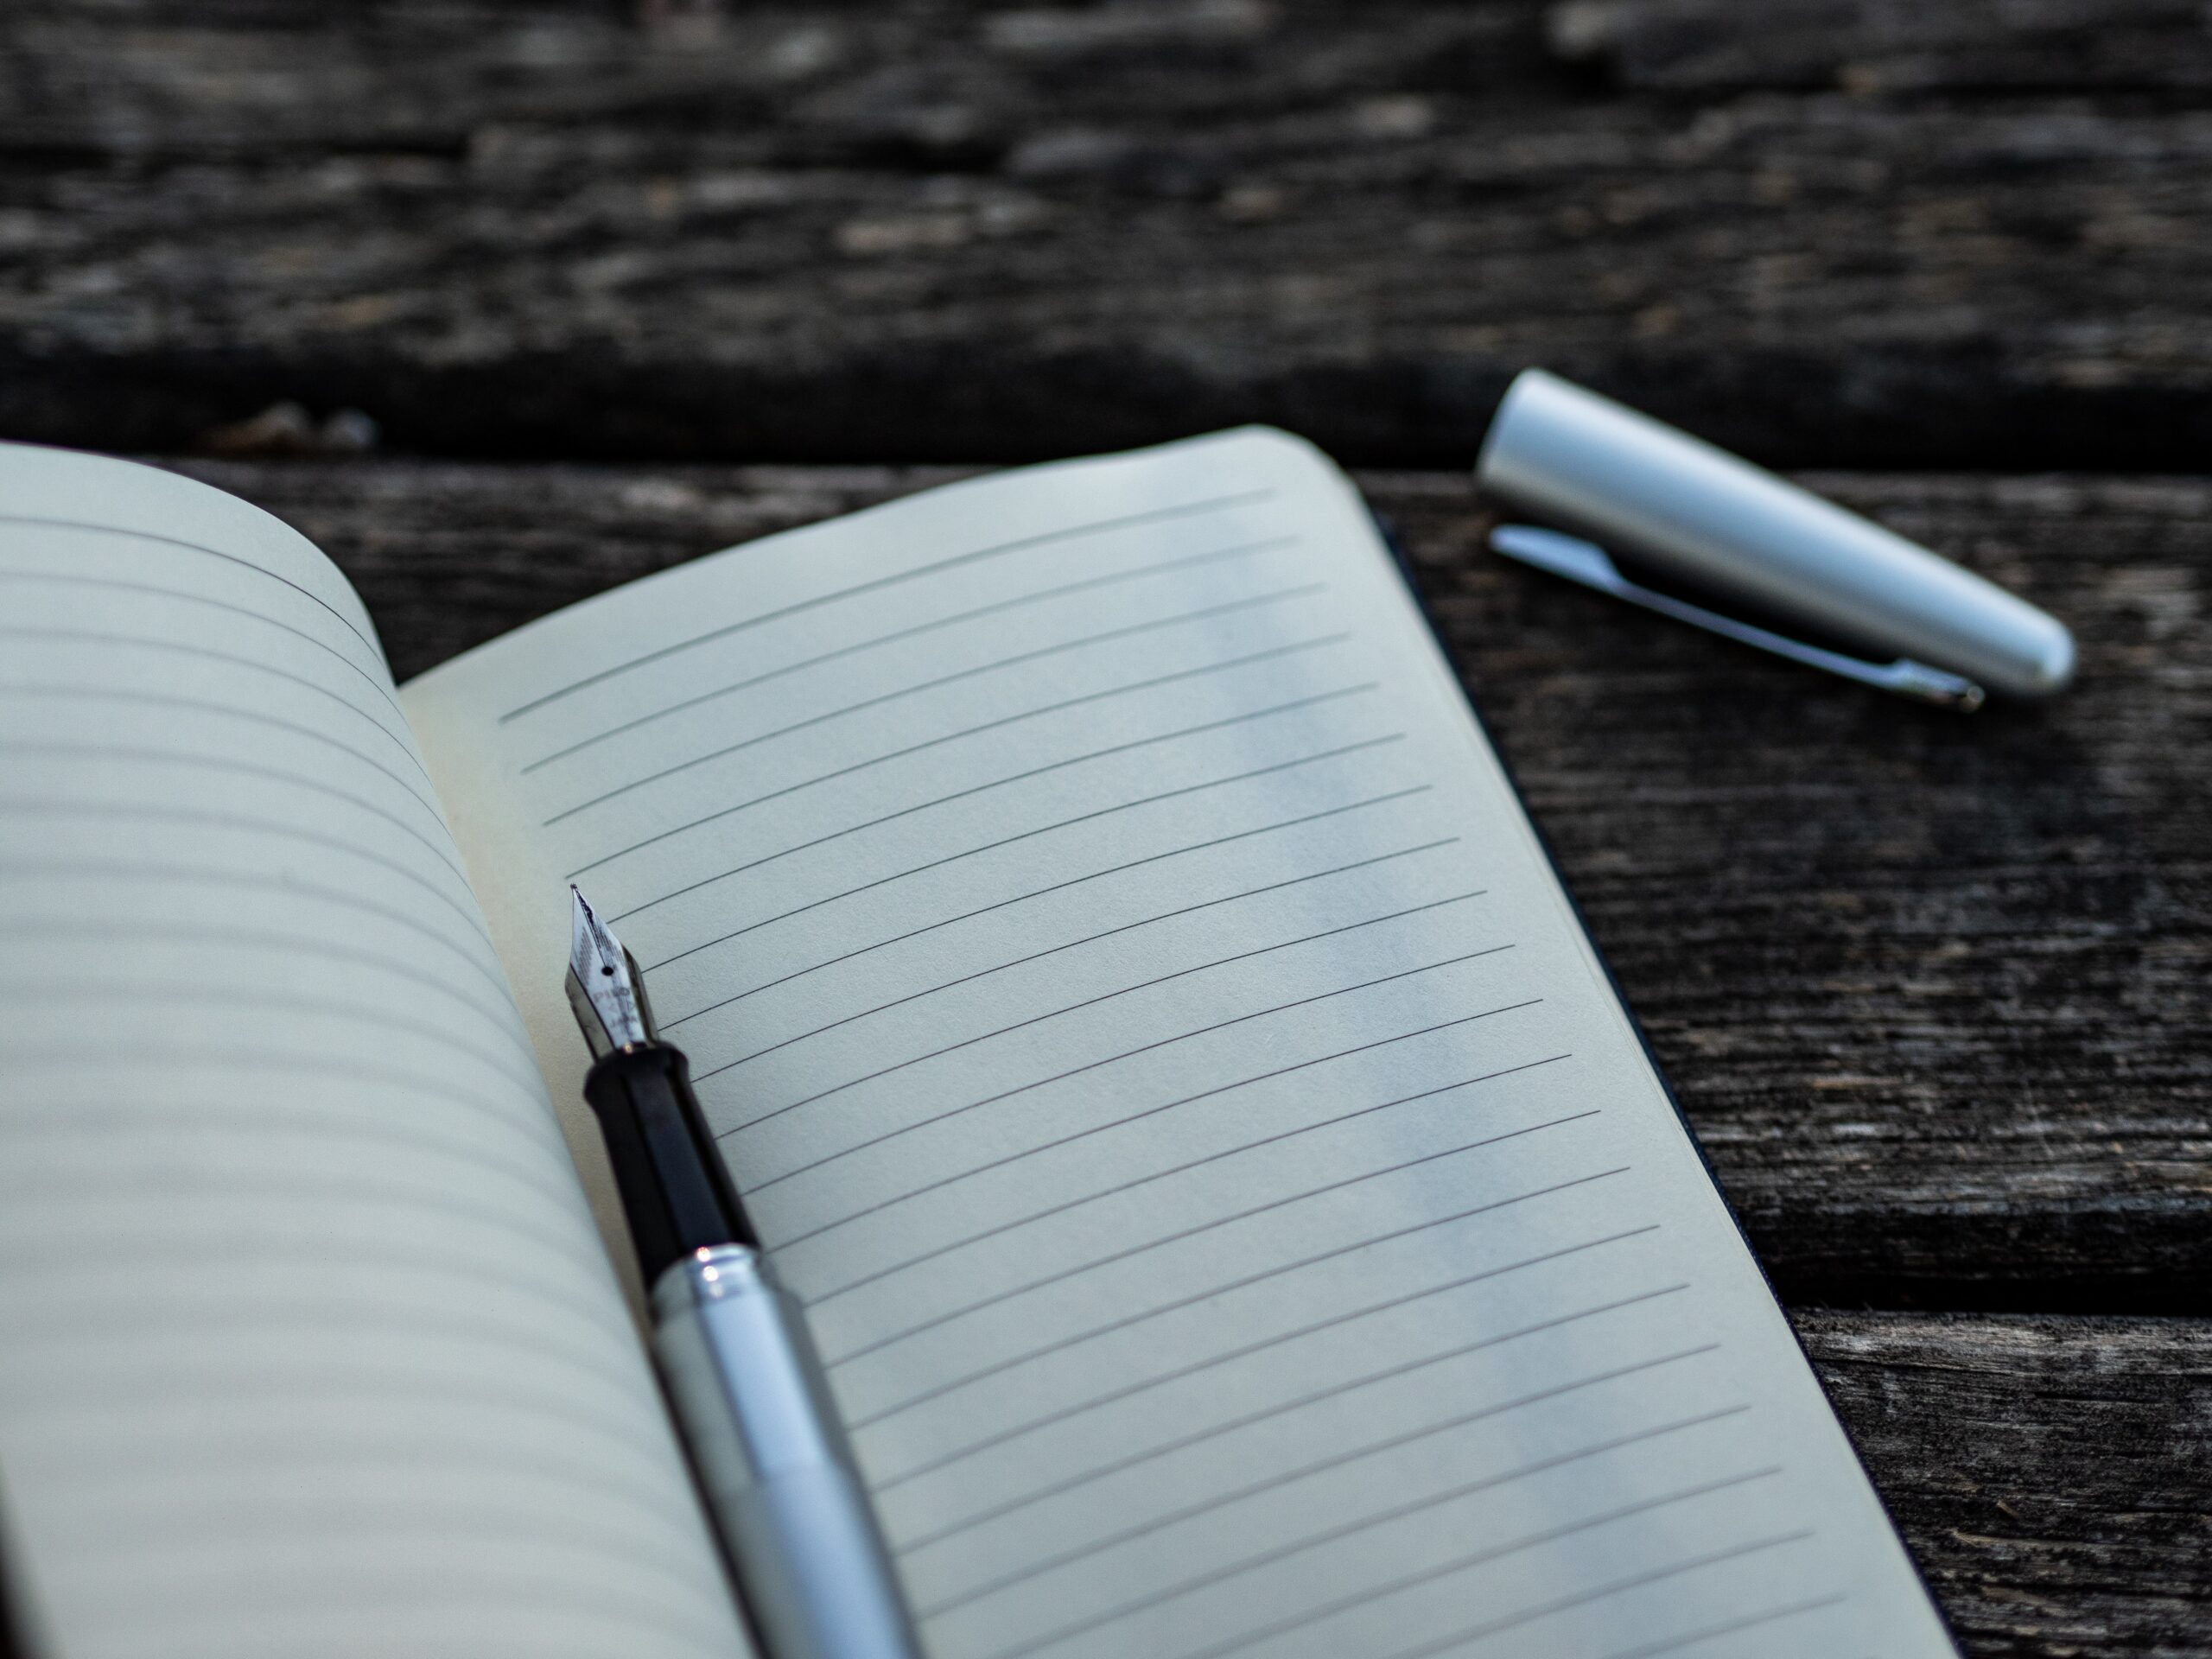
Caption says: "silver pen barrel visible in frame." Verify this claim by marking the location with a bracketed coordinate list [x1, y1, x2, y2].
[652, 1244, 921, 1659]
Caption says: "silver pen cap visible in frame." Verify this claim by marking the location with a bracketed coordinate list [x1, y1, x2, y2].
[1475, 369, 2075, 699]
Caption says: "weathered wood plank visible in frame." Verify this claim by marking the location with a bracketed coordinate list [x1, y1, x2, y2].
[7, 1, 2212, 467]
[1551, 0, 2212, 93]
[1799, 1309, 2212, 1657]
[1389, 466, 2212, 1309]
[160, 455, 2212, 1306]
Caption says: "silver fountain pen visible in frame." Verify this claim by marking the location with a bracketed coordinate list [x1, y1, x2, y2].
[566, 887, 921, 1659]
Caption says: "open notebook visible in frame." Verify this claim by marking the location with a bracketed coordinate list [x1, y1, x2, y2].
[0, 431, 1956, 1659]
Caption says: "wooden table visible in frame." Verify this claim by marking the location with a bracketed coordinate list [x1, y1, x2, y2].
[7, 3, 2208, 1653]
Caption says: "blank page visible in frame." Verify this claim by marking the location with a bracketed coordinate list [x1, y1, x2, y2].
[406, 429, 1956, 1659]
[0, 447, 750, 1659]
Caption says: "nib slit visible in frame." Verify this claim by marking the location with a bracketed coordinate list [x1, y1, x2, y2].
[566, 886, 652, 1058]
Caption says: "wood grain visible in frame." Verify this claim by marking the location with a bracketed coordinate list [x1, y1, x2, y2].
[1800, 1309, 2212, 1658]
[160, 454, 2212, 1311]
[1550, 0, 2212, 93]
[6, 0, 2211, 467]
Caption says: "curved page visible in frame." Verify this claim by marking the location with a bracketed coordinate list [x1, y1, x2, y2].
[406, 429, 1957, 1659]
[0, 448, 749, 1659]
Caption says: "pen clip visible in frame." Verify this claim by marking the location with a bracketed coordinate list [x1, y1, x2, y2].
[1489, 524, 1986, 711]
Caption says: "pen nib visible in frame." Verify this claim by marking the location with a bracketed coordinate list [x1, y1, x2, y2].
[567, 887, 652, 1058]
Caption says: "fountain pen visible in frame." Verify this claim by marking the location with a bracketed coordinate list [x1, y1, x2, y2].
[565, 887, 920, 1659]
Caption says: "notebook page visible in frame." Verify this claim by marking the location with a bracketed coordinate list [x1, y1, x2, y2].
[405, 430, 1955, 1659]
[0, 447, 750, 1659]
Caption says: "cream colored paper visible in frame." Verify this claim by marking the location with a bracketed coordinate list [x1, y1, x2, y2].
[0, 448, 750, 1659]
[406, 430, 1956, 1659]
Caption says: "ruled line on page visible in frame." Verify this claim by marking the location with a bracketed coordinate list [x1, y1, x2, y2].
[0, 626, 428, 781]
[851, 1175, 1634, 1451]
[15, 898, 537, 1079]
[690, 839, 1462, 1066]
[0, 1084, 588, 1243]
[715, 897, 1496, 1122]
[0, 1155, 607, 1306]
[0, 1346, 702, 1560]
[0, 1223, 674, 1423]
[1, 1060, 625, 1279]
[60, 1421, 721, 1593]
[924, 1344, 1725, 1625]
[0, 515, 384, 657]
[821, 1109, 1598, 1369]
[645, 766, 1420, 980]
[0, 861, 518, 1006]
[661, 791, 1431, 1021]
[498, 487, 1281, 722]
[1590, 1595, 1853, 1659]
[810, 1053, 1573, 1313]
[0, 1139, 596, 1281]
[745, 963, 1532, 1205]
[7, 980, 544, 1096]
[2, 741, 467, 885]
[577, 681, 1381, 888]
[0, 918, 526, 1049]
[0, 1163, 648, 1403]
[544, 613, 1345, 828]
[3, 1044, 575, 1208]
[16, 1376, 733, 1587]
[0, 797, 487, 954]
[894, 1280, 1683, 1557]
[958, 1408, 1766, 1659]
[0, 1262, 698, 1484]
[768, 997, 1542, 1248]
[1371, 1529, 1817, 1659]
[0, 568, 399, 712]
[0, 1096, 594, 1274]
[519, 536, 1300, 773]
[1177, 1465, 1789, 1659]
[0, 685, 447, 823]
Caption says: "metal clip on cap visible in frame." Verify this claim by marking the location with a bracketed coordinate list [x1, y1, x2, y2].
[1487, 524, 1985, 710]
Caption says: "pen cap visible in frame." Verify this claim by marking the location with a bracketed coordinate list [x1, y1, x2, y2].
[1474, 370, 2075, 697]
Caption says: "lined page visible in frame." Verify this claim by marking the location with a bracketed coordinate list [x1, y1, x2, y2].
[0, 447, 750, 1659]
[406, 430, 1955, 1659]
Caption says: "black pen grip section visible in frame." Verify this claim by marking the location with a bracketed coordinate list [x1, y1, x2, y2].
[583, 1043, 755, 1284]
